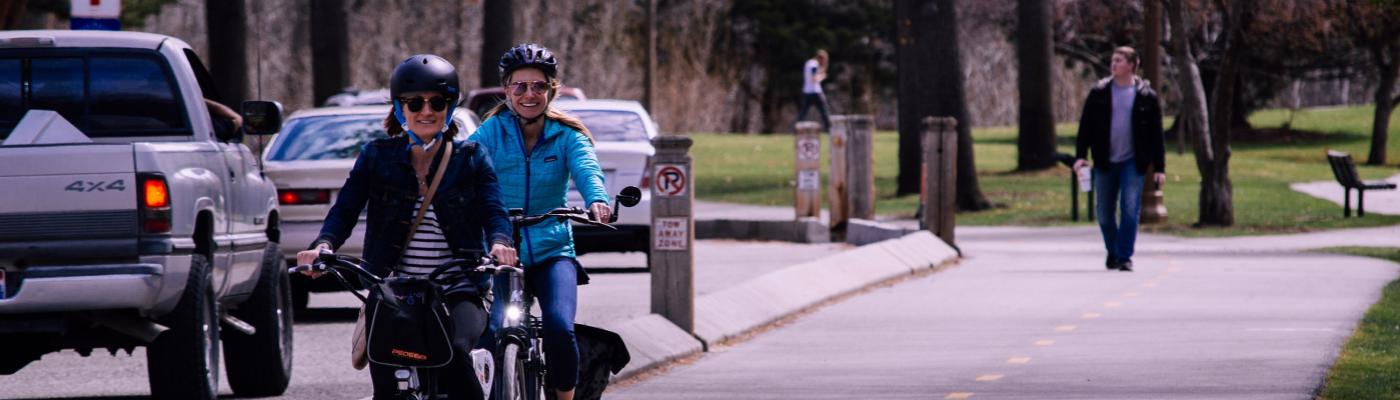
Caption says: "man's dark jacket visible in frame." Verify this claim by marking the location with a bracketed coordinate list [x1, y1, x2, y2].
[312, 135, 513, 280]
[1075, 76, 1166, 174]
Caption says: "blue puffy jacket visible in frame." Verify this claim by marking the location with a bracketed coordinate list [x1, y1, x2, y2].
[470, 109, 609, 268]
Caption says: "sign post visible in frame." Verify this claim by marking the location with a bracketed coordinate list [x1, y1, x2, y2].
[650, 136, 694, 331]
[794, 122, 822, 218]
[70, 0, 122, 31]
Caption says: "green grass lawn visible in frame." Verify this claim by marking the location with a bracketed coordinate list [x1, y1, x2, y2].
[1314, 247, 1400, 400]
[688, 105, 1400, 236]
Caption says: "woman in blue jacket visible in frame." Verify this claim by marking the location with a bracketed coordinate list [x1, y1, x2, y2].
[298, 54, 516, 400]
[471, 43, 609, 400]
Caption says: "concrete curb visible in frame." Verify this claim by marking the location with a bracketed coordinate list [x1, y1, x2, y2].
[600, 314, 705, 381]
[692, 230, 958, 345]
[845, 218, 917, 246]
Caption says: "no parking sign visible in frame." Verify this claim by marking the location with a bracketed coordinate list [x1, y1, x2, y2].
[653, 163, 687, 197]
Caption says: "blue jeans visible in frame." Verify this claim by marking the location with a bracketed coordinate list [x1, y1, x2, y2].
[1094, 159, 1145, 263]
[483, 257, 580, 391]
[797, 93, 831, 131]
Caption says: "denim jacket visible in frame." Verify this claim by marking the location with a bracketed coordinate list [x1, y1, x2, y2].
[470, 109, 609, 268]
[312, 135, 513, 279]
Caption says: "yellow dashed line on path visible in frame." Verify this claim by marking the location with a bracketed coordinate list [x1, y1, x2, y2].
[1007, 357, 1031, 364]
[1167, 266, 1182, 273]
[1104, 301, 1122, 308]
[1123, 291, 1140, 297]
[1082, 312, 1102, 319]
[946, 393, 974, 399]
[1055, 325, 1077, 332]
[1033, 339, 1056, 346]
[976, 374, 1004, 382]
[1142, 282, 1158, 288]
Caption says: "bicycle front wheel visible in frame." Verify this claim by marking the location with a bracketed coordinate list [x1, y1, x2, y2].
[498, 343, 527, 400]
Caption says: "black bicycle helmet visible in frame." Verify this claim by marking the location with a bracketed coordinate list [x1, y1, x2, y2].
[497, 43, 558, 82]
[390, 54, 460, 99]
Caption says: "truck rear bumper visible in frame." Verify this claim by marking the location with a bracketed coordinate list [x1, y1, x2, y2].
[0, 255, 189, 316]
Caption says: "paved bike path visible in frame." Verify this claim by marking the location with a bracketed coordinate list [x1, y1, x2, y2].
[607, 226, 1400, 399]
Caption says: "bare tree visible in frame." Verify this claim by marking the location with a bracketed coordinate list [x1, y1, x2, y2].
[1015, 0, 1056, 171]
[310, 0, 349, 106]
[1344, 0, 1400, 165]
[896, 0, 992, 209]
[1166, 0, 1239, 227]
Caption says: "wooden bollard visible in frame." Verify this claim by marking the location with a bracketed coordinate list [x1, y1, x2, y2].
[649, 135, 694, 331]
[846, 115, 876, 220]
[828, 116, 850, 235]
[1140, 165, 1168, 224]
[794, 122, 822, 219]
[922, 117, 957, 247]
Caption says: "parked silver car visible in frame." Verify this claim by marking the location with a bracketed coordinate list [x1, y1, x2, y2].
[261, 105, 476, 307]
[553, 100, 656, 256]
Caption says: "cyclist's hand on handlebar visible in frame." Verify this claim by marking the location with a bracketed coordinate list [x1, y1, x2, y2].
[589, 202, 612, 223]
[490, 242, 518, 266]
[296, 243, 332, 278]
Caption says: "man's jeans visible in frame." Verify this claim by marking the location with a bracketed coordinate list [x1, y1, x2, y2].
[1094, 158, 1145, 263]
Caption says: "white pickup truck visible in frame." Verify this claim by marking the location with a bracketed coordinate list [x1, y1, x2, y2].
[0, 30, 292, 399]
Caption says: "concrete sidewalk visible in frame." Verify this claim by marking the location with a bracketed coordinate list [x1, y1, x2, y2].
[1291, 173, 1400, 215]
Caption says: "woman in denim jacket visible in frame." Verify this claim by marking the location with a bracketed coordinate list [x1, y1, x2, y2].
[297, 54, 515, 400]
[471, 43, 610, 400]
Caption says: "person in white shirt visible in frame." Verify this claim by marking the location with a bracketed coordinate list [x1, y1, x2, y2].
[796, 49, 831, 131]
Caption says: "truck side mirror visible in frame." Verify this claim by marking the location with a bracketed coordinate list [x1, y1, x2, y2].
[241, 100, 284, 136]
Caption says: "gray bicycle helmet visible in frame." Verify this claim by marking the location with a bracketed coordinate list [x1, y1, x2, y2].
[391, 54, 460, 99]
[497, 43, 558, 82]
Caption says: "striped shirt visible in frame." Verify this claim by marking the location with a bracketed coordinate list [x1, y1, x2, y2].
[398, 198, 453, 276]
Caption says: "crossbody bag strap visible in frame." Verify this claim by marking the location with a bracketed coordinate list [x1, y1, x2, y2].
[402, 142, 454, 251]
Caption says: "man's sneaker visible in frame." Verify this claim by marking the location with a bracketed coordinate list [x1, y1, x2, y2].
[1106, 256, 1119, 270]
[1118, 260, 1133, 272]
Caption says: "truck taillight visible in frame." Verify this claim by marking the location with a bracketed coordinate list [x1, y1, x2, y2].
[278, 189, 330, 205]
[144, 179, 169, 208]
[138, 174, 172, 234]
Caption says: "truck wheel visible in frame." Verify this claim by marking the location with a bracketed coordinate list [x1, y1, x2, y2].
[224, 241, 294, 396]
[147, 254, 220, 400]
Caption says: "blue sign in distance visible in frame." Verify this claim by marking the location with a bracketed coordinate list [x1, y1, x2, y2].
[71, 17, 120, 31]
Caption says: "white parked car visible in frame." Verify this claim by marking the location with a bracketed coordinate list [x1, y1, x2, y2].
[554, 100, 656, 255]
[261, 105, 476, 307]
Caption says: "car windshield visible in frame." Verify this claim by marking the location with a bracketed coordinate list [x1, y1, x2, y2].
[569, 110, 649, 142]
[267, 114, 383, 161]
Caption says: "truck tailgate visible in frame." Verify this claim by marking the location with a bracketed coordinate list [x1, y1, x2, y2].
[0, 144, 138, 250]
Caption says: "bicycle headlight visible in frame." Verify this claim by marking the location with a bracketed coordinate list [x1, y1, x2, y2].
[506, 305, 523, 323]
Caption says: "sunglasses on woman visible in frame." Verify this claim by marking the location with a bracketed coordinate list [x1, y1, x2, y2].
[399, 96, 450, 113]
[507, 80, 554, 96]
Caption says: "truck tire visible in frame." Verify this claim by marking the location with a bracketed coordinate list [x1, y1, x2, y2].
[147, 254, 220, 400]
[224, 241, 294, 396]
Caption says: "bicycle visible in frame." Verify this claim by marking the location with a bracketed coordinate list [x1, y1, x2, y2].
[494, 186, 641, 400]
[290, 251, 503, 400]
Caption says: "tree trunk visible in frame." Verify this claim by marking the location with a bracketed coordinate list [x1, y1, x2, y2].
[644, 0, 657, 114]
[1368, 43, 1397, 165]
[896, 0, 992, 210]
[1015, 0, 1057, 171]
[310, 0, 349, 107]
[206, 0, 248, 105]
[1166, 0, 1223, 226]
[895, 0, 924, 196]
[480, 0, 514, 87]
[0, 1, 26, 30]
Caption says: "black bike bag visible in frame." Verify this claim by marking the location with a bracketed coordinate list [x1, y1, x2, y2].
[366, 275, 454, 368]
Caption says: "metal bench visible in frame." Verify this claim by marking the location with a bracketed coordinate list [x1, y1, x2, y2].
[1326, 150, 1397, 217]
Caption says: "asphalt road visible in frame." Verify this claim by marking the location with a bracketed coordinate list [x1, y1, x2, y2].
[607, 238, 1399, 399]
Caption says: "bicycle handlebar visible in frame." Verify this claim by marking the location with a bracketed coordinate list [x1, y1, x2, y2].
[508, 207, 618, 231]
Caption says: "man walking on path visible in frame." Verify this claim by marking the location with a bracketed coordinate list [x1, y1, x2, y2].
[796, 49, 831, 131]
[1073, 46, 1166, 272]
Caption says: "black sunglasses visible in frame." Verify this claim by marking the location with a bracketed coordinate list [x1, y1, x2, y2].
[399, 96, 450, 113]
